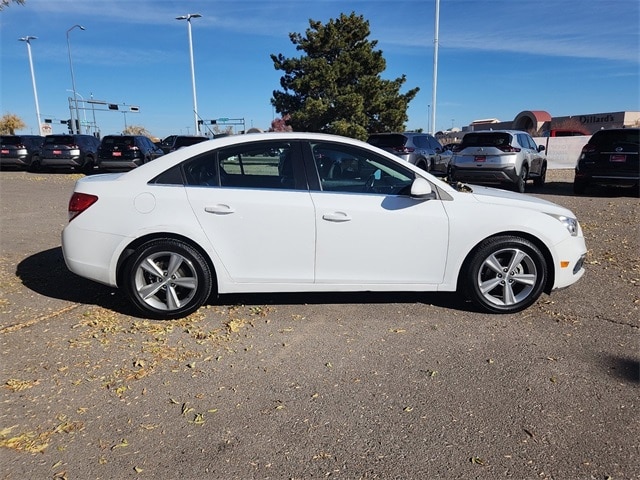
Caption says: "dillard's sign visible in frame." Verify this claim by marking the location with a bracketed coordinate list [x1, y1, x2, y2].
[579, 114, 616, 125]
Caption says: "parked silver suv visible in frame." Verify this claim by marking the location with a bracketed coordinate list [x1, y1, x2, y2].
[448, 130, 546, 193]
[366, 132, 452, 175]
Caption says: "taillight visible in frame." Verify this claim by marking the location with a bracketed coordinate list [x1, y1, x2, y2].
[127, 145, 140, 151]
[497, 145, 521, 153]
[581, 143, 597, 154]
[394, 146, 415, 154]
[68, 192, 98, 221]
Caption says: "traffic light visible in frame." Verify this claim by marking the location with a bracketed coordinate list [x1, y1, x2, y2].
[66, 119, 72, 133]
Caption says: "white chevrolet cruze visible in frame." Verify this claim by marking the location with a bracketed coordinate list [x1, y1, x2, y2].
[62, 132, 587, 319]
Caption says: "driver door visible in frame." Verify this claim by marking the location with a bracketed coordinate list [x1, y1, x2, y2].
[309, 142, 449, 286]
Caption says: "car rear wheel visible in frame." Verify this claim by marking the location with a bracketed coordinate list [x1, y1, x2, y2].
[417, 158, 430, 171]
[82, 157, 95, 175]
[27, 155, 41, 173]
[514, 165, 528, 193]
[533, 164, 546, 188]
[573, 178, 587, 194]
[123, 239, 213, 319]
[462, 236, 547, 314]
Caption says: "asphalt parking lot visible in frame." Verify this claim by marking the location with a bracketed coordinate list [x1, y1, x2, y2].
[0, 169, 638, 480]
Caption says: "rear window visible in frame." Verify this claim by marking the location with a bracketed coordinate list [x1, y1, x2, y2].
[461, 132, 512, 147]
[590, 130, 639, 148]
[45, 136, 74, 145]
[367, 134, 408, 148]
[1, 136, 22, 146]
[175, 137, 207, 148]
[102, 137, 135, 147]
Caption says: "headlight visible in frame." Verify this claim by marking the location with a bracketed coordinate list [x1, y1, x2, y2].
[547, 214, 579, 236]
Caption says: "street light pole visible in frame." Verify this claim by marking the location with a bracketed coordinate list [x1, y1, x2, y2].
[19, 36, 42, 135]
[176, 13, 202, 135]
[66, 24, 85, 134]
[431, 0, 440, 136]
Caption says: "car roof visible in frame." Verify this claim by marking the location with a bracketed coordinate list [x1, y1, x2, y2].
[465, 130, 528, 135]
[121, 132, 390, 182]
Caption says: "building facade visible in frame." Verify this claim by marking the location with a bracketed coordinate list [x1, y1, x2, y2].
[464, 110, 639, 135]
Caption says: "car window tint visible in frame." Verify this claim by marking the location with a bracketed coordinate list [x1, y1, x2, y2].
[311, 141, 415, 195]
[367, 134, 407, 148]
[462, 133, 511, 147]
[184, 141, 299, 190]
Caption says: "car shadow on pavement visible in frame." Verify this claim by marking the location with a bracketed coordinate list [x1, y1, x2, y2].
[15, 246, 138, 316]
[537, 181, 639, 198]
[17, 247, 477, 318]
[217, 290, 473, 311]
[601, 355, 640, 384]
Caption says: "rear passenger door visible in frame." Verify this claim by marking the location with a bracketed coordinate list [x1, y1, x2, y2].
[184, 140, 316, 285]
[522, 133, 543, 175]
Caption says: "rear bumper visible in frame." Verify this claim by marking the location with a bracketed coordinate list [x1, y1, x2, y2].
[450, 164, 518, 184]
[42, 156, 83, 167]
[574, 168, 639, 187]
[98, 159, 144, 170]
[0, 156, 30, 167]
[62, 223, 125, 287]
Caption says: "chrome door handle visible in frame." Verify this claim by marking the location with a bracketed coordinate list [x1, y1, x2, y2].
[322, 212, 352, 222]
[204, 204, 235, 215]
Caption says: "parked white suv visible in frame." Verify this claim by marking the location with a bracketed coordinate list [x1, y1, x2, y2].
[448, 130, 546, 193]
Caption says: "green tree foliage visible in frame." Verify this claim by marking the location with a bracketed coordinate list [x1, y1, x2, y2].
[0, 0, 25, 11]
[0, 113, 26, 135]
[271, 12, 419, 140]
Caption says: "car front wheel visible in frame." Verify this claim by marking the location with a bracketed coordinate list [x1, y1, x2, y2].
[123, 239, 213, 319]
[462, 236, 547, 313]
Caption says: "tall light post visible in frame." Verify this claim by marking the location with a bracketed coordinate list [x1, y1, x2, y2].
[431, 0, 440, 135]
[19, 36, 42, 135]
[66, 24, 85, 134]
[176, 13, 202, 135]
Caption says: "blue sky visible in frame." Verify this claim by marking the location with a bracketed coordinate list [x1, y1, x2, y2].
[1, 0, 638, 139]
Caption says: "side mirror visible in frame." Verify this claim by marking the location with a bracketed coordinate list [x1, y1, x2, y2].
[410, 177, 434, 199]
[538, 145, 546, 152]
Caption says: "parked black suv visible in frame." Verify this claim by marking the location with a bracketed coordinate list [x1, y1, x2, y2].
[41, 134, 101, 174]
[366, 132, 452, 175]
[0, 135, 45, 171]
[573, 128, 639, 194]
[97, 135, 164, 171]
[159, 135, 208, 154]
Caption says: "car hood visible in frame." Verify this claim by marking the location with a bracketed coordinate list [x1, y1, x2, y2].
[465, 184, 574, 216]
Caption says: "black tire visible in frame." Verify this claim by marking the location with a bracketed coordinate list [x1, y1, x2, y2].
[533, 163, 546, 188]
[122, 238, 213, 319]
[417, 158, 429, 171]
[82, 156, 95, 175]
[462, 235, 547, 314]
[514, 165, 528, 193]
[573, 178, 587, 194]
[27, 155, 41, 173]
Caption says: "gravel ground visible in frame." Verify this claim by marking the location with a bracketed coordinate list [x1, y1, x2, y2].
[0, 169, 638, 480]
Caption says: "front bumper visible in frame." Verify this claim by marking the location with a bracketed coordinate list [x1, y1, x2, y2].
[551, 233, 587, 291]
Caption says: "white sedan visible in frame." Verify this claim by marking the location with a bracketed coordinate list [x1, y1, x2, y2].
[62, 132, 587, 319]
